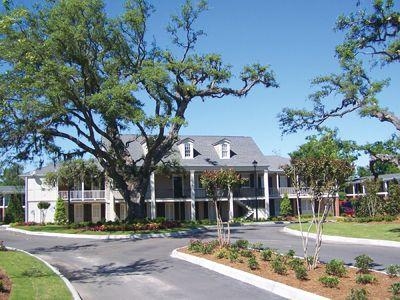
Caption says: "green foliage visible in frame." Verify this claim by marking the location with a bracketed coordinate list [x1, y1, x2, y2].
[215, 248, 229, 259]
[240, 249, 254, 258]
[387, 265, 400, 278]
[37, 201, 50, 210]
[355, 274, 376, 284]
[294, 264, 308, 281]
[247, 256, 259, 270]
[0, 280, 4, 292]
[21, 267, 46, 278]
[319, 275, 339, 288]
[325, 259, 347, 277]
[346, 288, 368, 300]
[288, 257, 304, 270]
[0, 163, 24, 186]
[0, 240, 7, 251]
[228, 248, 239, 263]
[234, 239, 249, 249]
[286, 249, 295, 258]
[251, 242, 263, 250]
[4, 195, 24, 224]
[271, 256, 287, 275]
[354, 180, 382, 217]
[354, 254, 374, 274]
[53, 197, 68, 225]
[261, 248, 274, 261]
[390, 282, 400, 296]
[279, 194, 292, 216]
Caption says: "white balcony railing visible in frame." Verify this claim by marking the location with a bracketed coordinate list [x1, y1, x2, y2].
[58, 190, 105, 201]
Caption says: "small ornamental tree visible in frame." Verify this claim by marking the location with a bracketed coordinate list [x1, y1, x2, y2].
[54, 197, 68, 225]
[37, 201, 51, 224]
[200, 169, 244, 246]
[280, 193, 292, 217]
[354, 179, 381, 217]
[4, 195, 24, 224]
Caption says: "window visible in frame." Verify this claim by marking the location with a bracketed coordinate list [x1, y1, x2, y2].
[184, 143, 191, 158]
[221, 143, 228, 158]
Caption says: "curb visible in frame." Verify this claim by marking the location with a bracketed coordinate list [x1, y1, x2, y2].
[5, 247, 81, 300]
[171, 248, 328, 300]
[6, 227, 206, 240]
[283, 227, 400, 248]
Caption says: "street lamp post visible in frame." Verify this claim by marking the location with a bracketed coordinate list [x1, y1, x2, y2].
[252, 160, 258, 221]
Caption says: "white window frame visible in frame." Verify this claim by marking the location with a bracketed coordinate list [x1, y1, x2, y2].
[221, 143, 228, 158]
[184, 143, 191, 158]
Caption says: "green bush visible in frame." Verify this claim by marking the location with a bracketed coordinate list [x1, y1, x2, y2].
[248, 256, 259, 270]
[188, 239, 218, 254]
[354, 254, 374, 273]
[228, 248, 239, 262]
[387, 265, 400, 277]
[286, 249, 295, 258]
[4, 196, 24, 224]
[215, 248, 229, 259]
[0, 240, 7, 252]
[54, 197, 68, 225]
[326, 259, 347, 277]
[240, 249, 254, 258]
[271, 256, 287, 275]
[0, 280, 4, 292]
[389, 282, 400, 296]
[280, 193, 292, 216]
[355, 274, 376, 284]
[234, 239, 249, 249]
[346, 288, 368, 300]
[294, 265, 308, 280]
[319, 275, 339, 288]
[261, 248, 274, 261]
[251, 242, 263, 250]
[289, 257, 304, 270]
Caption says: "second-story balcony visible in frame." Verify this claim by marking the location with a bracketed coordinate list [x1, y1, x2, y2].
[269, 187, 311, 197]
[58, 190, 106, 202]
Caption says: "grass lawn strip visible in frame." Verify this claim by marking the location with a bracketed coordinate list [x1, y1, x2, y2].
[0, 250, 73, 300]
[288, 221, 400, 242]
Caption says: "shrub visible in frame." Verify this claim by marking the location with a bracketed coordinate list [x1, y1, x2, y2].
[294, 265, 308, 280]
[354, 254, 374, 273]
[289, 257, 304, 270]
[4, 196, 24, 224]
[346, 288, 368, 300]
[326, 259, 347, 277]
[387, 264, 400, 277]
[355, 274, 376, 284]
[0, 280, 4, 292]
[188, 240, 203, 253]
[0, 241, 7, 252]
[215, 248, 229, 259]
[389, 282, 400, 296]
[271, 256, 287, 275]
[248, 256, 259, 270]
[228, 249, 239, 262]
[251, 242, 263, 250]
[286, 249, 295, 258]
[54, 197, 68, 224]
[280, 193, 292, 216]
[240, 249, 254, 258]
[234, 239, 249, 249]
[200, 240, 218, 254]
[319, 275, 339, 288]
[261, 248, 274, 261]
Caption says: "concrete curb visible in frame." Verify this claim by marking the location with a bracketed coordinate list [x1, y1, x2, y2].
[6, 226, 205, 240]
[283, 227, 400, 248]
[5, 247, 81, 300]
[171, 248, 328, 300]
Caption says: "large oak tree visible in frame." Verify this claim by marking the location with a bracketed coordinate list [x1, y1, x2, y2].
[279, 0, 399, 169]
[0, 0, 277, 220]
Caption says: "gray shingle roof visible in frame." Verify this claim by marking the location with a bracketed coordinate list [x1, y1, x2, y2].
[0, 186, 24, 194]
[264, 155, 290, 172]
[351, 173, 400, 183]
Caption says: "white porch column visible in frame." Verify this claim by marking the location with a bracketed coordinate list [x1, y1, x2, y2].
[362, 185, 366, 194]
[352, 184, 356, 197]
[384, 181, 388, 193]
[228, 190, 234, 221]
[81, 181, 85, 201]
[264, 170, 270, 218]
[190, 170, 196, 221]
[105, 178, 116, 221]
[150, 172, 156, 219]
[276, 173, 280, 191]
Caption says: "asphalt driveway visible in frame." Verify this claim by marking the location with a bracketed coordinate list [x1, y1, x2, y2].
[0, 224, 398, 300]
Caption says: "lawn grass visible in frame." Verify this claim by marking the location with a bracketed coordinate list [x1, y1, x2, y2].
[12, 224, 199, 235]
[288, 221, 400, 241]
[0, 250, 72, 300]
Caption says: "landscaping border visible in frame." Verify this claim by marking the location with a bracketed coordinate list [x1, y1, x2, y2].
[6, 226, 205, 240]
[5, 246, 81, 300]
[283, 227, 400, 248]
[171, 248, 328, 300]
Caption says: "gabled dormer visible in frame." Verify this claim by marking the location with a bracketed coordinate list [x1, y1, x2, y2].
[213, 138, 231, 159]
[177, 138, 194, 159]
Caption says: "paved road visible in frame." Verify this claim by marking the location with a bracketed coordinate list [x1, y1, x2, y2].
[0, 224, 398, 299]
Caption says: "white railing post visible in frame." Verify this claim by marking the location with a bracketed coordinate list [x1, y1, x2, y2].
[190, 170, 196, 221]
[150, 172, 156, 219]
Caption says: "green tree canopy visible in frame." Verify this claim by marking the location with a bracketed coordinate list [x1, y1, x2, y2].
[0, 163, 24, 186]
[279, 0, 399, 168]
[0, 0, 277, 220]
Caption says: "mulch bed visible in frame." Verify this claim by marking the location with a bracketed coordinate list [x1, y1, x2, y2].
[0, 268, 11, 300]
[181, 247, 399, 299]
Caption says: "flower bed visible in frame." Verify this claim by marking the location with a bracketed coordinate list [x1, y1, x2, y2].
[182, 239, 400, 300]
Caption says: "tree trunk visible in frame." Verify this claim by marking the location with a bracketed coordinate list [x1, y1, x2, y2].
[122, 178, 149, 221]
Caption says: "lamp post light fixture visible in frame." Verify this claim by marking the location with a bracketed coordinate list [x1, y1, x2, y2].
[252, 160, 258, 221]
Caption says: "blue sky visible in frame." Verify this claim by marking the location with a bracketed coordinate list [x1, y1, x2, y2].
[105, 0, 399, 166]
[6, 1, 400, 169]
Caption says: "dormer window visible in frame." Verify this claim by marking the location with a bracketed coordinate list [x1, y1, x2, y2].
[213, 138, 231, 159]
[184, 143, 191, 158]
[221, 143, 228, 158]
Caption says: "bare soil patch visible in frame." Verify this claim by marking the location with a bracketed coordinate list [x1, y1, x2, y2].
[0, 268, 11, 300]
[181, 247, 399, 300]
